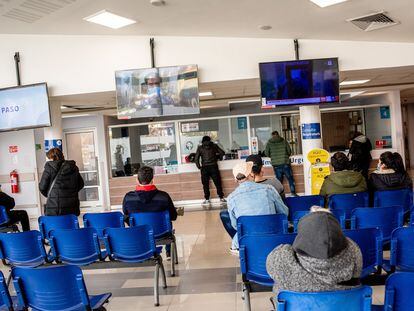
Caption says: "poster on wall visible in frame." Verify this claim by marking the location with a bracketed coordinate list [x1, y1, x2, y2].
[380, 106, 390, 119]
[181, 122, 199, 133]
[302, 123, 321, 140]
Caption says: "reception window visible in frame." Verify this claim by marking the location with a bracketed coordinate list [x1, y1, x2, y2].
[365, 106, 392, 149]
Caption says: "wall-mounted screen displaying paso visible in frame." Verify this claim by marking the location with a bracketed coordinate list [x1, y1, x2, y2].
[115, 64, 200, 119]
[0, 83, 51, 132]
[259, 58, 339, 108]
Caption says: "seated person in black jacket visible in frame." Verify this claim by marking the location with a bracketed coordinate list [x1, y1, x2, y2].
[369, 151, 413, 192]
[0, 185, 30, 231]
[122, 166, 178, 258]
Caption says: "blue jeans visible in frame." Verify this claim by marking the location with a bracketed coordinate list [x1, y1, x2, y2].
[220, 210, 237, 239]
[273, 164, 296, 194]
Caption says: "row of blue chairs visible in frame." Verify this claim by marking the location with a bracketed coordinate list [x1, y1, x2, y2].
[0, 265, 111, 311]
[275, 271, 414, 311]
[285, 188, 413, 220]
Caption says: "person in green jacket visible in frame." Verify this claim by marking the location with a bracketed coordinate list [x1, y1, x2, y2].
[265, 131, 297, 196]
[320, 152, 367, 198]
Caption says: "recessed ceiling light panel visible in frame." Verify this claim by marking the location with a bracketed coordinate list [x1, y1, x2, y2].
[309, 0, 348, 8]
[199, 91, 213, 97]
[340, 79, 370, 86]
[84, 10, 136, 29]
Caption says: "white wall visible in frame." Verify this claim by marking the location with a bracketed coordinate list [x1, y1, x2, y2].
[365, 106, 392, 145]
[2, 35, 414, 96]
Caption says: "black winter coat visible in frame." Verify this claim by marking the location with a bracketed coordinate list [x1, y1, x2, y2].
[122, 189, 177, 221]
[39, 160, 84, 216]
[349, 135, 372, 177]
[0, 191, 15, 211]
[369, 171, 413, 192]
[194, 141, 225, 169]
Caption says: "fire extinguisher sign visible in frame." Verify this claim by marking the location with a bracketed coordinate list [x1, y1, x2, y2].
[9, 145, 18, 153]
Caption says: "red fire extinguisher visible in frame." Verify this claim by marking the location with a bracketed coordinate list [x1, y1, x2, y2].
[10, 170, 19, 194]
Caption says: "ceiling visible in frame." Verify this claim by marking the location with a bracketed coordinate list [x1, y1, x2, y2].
[1, 0, 414, 42]
[55, 65, 414, 116]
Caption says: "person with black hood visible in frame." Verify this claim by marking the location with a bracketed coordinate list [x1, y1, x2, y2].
[266, 207, 362, 297]
[0, 186, 30, 231]
[349, 132, 372, 180]
[369, 151, 413, 192]
[194, 136, 226, 206]
[122, 166, 177, 258]
[39, 148, 84, 216]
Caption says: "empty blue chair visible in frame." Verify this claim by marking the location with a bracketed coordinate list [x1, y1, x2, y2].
[285, 195, 325, 221]
[385, 227, 414, 272]
[83, 212, 124, 238]
[374, 189, 413, 213]
[129, 211, 178, 276]
[372, 272, 414, 311]
[344, 228, 383, 278]
[38, 214, 79, 240]
[239, 233, 296, 311]
[329, 192, 370, 220]
[277, 286, 372, 311]
[237, 214, 288, 239]
[0, 230, 48, 267]
[12, 265, 111, 311]
[103, 226, 166, 306]
[49, 228, 105, 266]
[0, 271, 14, 310]
[0, 206, 18, 233]
[351, 206, 404, 243]
[293, 210, 346, 231]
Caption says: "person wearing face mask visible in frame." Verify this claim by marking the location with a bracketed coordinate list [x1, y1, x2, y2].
[220, 161, 288, 254]
[369, 151, 412, 192]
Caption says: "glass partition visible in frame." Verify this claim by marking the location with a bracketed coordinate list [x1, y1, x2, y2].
[364, 106, 392, 149]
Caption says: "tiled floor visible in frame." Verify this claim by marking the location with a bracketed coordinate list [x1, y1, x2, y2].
[2, 209, 386, 310]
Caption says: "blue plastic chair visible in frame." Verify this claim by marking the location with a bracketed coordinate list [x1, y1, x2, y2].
[293, 210, 346, 231]
[374, 189, 413, 213]
[0, 230, 48, 267]
[38, 214, 79, 240]
[285, 195, 325, 221]
[129, 211, 178, 276]
[103, 226, 166, 306]
[239, 233, 296, 311]
[12, 265, 111, 311]
[277, 286, 372, 311]
[344, 228, 383, 278]
[237, 214, 288, 239]
[83, 212, 124, 238]
[49, 228, 105, 266]
[329, 192, 370, 220]
[351, 206, 404, 243]
[0, 271, 14, 311]
[383, 227, 414, 273]
[0, 206, 18, 233]
[372, 272, 414, 311]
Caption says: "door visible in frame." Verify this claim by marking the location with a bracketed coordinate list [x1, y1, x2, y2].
[64, 129, 102, 210]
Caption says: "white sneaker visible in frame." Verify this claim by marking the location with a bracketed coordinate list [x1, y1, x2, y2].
[229, 248, 239, 256]
[202, 199, 211, 206]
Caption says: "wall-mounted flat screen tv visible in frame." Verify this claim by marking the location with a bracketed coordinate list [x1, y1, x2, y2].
[259, 58, 339, 108]
[0, 83, 51, 132]
[115, 64, 200, 119]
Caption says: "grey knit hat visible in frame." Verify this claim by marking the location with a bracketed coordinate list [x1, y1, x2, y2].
[293, 211, 348, 259]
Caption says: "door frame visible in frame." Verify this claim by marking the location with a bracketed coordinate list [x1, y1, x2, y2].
[63, 127, 104, 212]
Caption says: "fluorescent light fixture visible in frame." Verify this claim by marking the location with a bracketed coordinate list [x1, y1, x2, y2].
[340, 79, 370, 86]
[228, 98, 260, 105]
[309, 0, 348, 8]
[84, 10, 136, 29]
[340, 91, 365, 97]
[199, 91, 213, 97]
[62, 113, 91, 119]
[61, 105, 68, 109]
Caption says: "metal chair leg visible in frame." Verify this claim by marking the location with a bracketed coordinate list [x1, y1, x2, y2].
[170, 242, 176, 277]
[154, 263, 160, 307]
[159, 260, 167, 289]
[242, 283, 251, 311]
[174, 239, 178, 264]
[6, 271, 12, 288]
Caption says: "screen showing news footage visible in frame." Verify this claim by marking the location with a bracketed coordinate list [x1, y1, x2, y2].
[115, 64, 200, 119]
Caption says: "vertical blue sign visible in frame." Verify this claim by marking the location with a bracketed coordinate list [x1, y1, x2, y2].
[44, 139, 63, 153]
[380, 106, 390, 119]
[302, 123, 321, 140]
[237, 117, 247, 130]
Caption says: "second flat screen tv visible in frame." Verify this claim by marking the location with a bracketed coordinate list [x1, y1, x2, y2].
[259, 58, 339, 108]
[115, 64, 200, 119]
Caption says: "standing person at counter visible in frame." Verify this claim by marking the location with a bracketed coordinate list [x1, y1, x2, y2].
[195, 136, 226, 206]
[264, 131, 297, 196]
[349, 132, 372, 180]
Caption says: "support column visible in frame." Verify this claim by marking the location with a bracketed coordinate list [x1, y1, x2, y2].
[43, 102, 63, 153]
[299, 106, 323, 195]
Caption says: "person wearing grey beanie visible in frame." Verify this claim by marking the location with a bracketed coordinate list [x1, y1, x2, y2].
[266, 208, 362, 297]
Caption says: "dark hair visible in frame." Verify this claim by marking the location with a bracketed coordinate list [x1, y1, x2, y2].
[137, 166, 154, 185]
[271, 131, 279, 136]
[331, 152, 349, 171]
[379, 151, 394, 170]
[392, 152, 406, 173]
[351, 131, 363, 140]
[246, 154, 263, 175]
[202, 136, 211, 143]
[46, 148, 64, 161]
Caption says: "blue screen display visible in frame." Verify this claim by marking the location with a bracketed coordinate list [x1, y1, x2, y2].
[259, 58, 339, 108]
